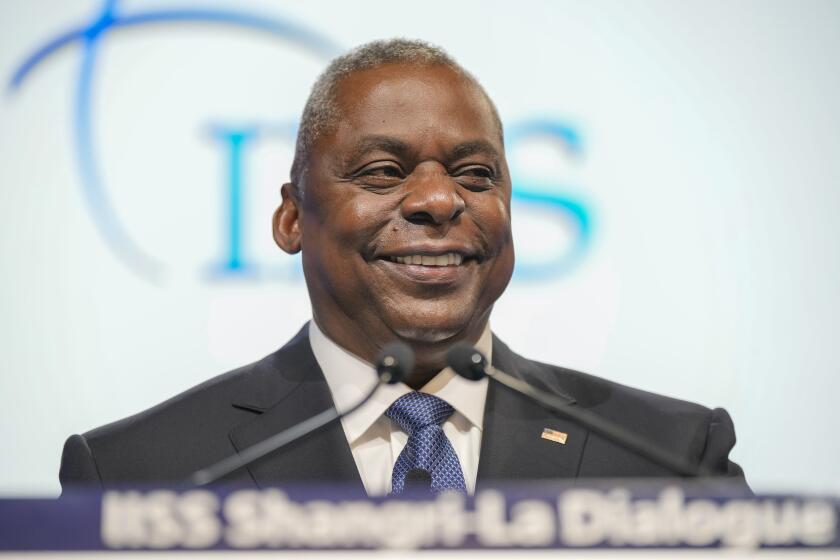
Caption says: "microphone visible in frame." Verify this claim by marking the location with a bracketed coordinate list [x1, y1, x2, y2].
[446, 344, 709, 477]
[403, 468, 433, 494]
[376, 342, 414, 385]
[190, 342, 414, 486]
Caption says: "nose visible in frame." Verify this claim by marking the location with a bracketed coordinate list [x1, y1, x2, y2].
[400, 165, 465, 227]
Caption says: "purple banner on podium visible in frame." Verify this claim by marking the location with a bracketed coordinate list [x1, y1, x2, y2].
[1, 482, 837, 552]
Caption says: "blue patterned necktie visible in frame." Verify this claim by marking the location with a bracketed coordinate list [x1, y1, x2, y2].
[386, 391, 467, 495]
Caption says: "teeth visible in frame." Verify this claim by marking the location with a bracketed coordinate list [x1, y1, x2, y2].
[389, 253, 465, 266]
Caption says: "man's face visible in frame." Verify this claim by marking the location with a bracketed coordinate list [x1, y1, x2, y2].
[290, 63, 514, 357]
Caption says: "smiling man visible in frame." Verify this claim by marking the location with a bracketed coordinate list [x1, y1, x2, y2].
[59, 39, 746, 495]
[273, 49, 513, 389]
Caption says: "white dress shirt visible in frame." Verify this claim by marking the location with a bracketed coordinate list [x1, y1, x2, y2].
[308, 320, 491, 496]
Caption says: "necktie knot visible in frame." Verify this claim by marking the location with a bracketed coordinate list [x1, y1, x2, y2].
[385, 392, 455, 436]
[385, 391, 466, 495]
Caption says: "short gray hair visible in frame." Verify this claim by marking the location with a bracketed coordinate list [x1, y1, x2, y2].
[290, 38, 502, 190]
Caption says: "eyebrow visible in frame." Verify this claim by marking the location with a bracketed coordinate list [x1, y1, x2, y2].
[341, 136, 502, 169]
[343, 135, 412, 168]
[446, 140, 501, 162]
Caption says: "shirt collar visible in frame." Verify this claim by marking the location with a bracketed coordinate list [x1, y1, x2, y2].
[309, 320, 492, 444]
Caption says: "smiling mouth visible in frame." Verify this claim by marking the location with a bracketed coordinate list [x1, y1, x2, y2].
[387, 253, 464, 266]
[377, 252, 474, 284]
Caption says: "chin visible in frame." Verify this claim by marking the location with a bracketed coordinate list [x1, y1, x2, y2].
[392, 325, 460, 344]
[389, 311, 475, 344]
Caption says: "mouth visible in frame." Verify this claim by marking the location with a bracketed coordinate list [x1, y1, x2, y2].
[375, 251, 477, 284]
[386, 253, 464, 266]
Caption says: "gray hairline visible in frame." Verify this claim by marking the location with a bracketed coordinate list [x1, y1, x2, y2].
[289, 39, 503, 195]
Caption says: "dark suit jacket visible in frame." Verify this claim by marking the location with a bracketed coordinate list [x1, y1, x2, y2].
[59, 326, 747, 491]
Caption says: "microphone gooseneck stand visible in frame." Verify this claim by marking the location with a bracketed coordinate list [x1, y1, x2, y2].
[446, 343, 711, 478]
[190, 341, 415, 486]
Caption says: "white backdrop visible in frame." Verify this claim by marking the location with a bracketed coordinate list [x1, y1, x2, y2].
[1, 0, 838, 496]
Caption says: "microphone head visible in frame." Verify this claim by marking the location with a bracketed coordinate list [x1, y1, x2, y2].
[446, 343, 488, 381]
[403, 468, 432, 491]
[375, 342, 414, 384]
[403, 468, 432, 493]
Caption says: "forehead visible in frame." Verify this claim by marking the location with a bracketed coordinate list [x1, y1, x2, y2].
[328, 63, 502, 151]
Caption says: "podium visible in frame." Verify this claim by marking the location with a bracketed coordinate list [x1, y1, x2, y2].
[1, 481, 838, 557]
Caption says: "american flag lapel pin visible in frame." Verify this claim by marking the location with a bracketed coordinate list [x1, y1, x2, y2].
[541, 427, 568, 445]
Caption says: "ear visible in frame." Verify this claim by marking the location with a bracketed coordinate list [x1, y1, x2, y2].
[272, 183, 302, 254]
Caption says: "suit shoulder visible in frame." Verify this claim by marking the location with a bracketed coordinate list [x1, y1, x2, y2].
[83, 350, 279, 445]
[72, 347, 294, 483]
[527, 359, 723, 465]
[533, 362, 712, 422]
[494, 336, 715, 423]
[500, 346, 717, 452]
[496, 341, 745, 482]
[535, 359, 712, 416]
[72, 326, 314, 483]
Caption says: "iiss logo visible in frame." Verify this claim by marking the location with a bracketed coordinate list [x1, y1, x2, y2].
[9, 0, 594, 283]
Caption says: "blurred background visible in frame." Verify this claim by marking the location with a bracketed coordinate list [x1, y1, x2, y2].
[1, 0, 838, 496]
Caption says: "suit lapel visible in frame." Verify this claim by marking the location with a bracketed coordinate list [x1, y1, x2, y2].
[477, 336, 590, 483]
[227, 326, 363, 489]
[226, 328, 589, 487]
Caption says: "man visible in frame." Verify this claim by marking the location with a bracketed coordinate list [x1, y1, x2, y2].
[60, 39, 746, 495]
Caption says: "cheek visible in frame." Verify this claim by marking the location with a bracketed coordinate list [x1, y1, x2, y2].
[473, 195, 515, 292]
[302, 189, 395, 262]
[472, 194, 514, 252]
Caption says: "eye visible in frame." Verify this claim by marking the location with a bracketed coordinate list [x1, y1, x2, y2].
[353, 162, 405, 188]
[366, 165, 403, 177]
[453, 165, 495, 190]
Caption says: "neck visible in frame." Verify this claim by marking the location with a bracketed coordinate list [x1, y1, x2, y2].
[402, 343, 461, 390]
[311, 312, 490, 390]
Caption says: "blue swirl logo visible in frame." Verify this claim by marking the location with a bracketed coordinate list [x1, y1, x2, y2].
[8, 0, 594, 282]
